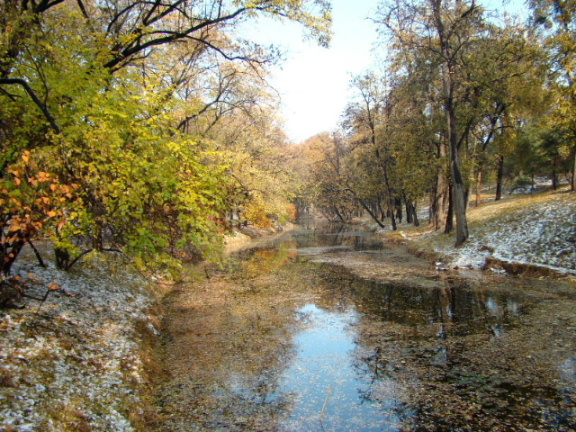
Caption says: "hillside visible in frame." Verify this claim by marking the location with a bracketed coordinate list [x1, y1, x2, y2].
[392, 188, 576, 277]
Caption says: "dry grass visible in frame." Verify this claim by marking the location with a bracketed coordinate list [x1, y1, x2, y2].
[382, 188, 576, 271]
[467, 187, 575, 226]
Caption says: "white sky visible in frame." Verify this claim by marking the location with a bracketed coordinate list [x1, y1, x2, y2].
[270, 0, 380, 143]
[244, 0, 528, 143]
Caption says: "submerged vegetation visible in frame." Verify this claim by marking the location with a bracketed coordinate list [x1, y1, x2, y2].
[158, 226, 576, 432]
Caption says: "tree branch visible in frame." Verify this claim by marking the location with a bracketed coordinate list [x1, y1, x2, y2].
[0, 78, 60, 133]
[104, 6, 251, 71]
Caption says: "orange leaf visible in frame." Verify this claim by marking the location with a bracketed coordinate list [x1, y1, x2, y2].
[49, 284, 59, 291]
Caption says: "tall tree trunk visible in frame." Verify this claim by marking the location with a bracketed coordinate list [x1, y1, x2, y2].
[444, 183, 454, 234]
[433, 0, 469, 246]
[446, 92, 468, 245]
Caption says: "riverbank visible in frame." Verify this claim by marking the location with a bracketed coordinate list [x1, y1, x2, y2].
[383, 188, 576, 279]
[0, 225, 291, 432]
[0, 247, 163, 432]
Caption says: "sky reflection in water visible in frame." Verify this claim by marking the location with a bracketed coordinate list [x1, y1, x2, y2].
[276, 303, 402, 432]
[159, 224, 576, 431]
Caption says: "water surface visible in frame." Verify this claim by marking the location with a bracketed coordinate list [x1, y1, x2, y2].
[157, 223, 576, 431]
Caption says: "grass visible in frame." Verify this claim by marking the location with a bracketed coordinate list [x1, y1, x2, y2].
[466, 187, 575, 226]
[383, 186, 576, 263]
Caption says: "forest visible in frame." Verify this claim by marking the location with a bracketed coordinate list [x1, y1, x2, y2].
[1, 0, 575, 280]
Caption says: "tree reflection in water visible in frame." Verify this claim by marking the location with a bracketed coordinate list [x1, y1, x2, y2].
[157, 224, 576, 432]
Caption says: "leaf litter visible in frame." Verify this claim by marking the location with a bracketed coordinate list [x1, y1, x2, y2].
[156, 226, 576, 431]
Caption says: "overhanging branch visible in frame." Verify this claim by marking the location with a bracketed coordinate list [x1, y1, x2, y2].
[0, 78, 60, 133]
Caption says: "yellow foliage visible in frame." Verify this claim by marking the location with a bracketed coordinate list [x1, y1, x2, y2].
[244, 201, 273, 229]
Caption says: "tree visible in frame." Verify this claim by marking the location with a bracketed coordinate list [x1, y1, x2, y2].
[378, 0, 490, 244]
[345, 74, 398, 229]
[377, 0, 547, 244]
[529, 0, 576, 191]
[0, 0, 332, 277]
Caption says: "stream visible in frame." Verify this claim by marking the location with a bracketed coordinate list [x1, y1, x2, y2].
[156, 222, 576, 431]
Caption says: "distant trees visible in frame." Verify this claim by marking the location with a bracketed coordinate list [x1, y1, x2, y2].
[529, 0, 576, 191]
[4, 0, 576, 278]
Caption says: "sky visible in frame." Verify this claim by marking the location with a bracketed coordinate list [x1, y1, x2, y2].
[244, 0, 528, 144]
[269, 0, 381, 143]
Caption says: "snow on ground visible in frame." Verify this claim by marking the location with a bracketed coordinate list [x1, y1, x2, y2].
[0, 246, 159, 432]
[413, 192, 576, 275]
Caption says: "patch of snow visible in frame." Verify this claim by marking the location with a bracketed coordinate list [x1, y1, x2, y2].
[0, 248, 157, 431]
[433, 197, 576, 274]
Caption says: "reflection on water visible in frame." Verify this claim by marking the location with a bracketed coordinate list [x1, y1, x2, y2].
[292, 222, 385, 252]
[342, 280, 524, 335]
[158, 223, 576, 432]
[275, 304, 402, 432]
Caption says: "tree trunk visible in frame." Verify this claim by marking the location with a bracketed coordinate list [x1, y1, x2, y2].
[413, 206, 420, 227]
[495, 154, 505, 201]
[377, 200, 386, 221]
[395, 198, 403, 224]
[406, 199, 420, 227]
[444, 183, 454, 234]
[1, 239, 25, 277]
[405, 199, 413, 224]
[430, 141, 449, 229]
[572, 147, 576, 192]
[333, 206, 345, 223]
[433, 0, 469, 246]
[374, 149, 397, 231]
[475, 166, 483, 207]
[344, 189, 386, 229]
[446, 98, 468, 245]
